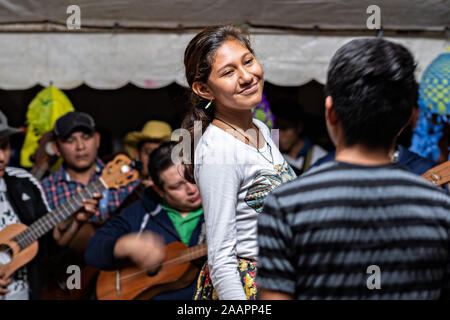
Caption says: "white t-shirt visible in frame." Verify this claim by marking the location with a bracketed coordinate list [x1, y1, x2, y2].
[194, 118, 296, 299]
[0, 178, 29, 300]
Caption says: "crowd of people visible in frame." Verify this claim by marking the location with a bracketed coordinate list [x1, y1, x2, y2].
[0, 23, 449, 300]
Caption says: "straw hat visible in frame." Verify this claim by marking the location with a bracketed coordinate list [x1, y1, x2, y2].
[124, 120, 172, 157]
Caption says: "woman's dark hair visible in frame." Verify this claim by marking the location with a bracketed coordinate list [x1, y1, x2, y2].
[181, 24, 254, 182]
[148, 141, 177, 188]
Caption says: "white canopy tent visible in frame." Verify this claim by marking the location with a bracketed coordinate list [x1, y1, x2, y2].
[0, 0, 447, 89]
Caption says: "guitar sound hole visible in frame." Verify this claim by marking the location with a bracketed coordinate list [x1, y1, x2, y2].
[146, 265, 162, 277]
[0, 244, 13, 265]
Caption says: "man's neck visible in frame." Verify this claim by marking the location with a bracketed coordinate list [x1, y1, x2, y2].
[65, 164, 97, 186]
[335, 143, 392, 166]
[162, 201, 200, 218]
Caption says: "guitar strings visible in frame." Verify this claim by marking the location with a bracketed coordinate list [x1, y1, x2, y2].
[117, 244, 207, 282]
[1, 180, 104, 263]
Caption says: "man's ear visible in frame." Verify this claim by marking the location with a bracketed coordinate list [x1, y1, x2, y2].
[152, 184, 165, 199]
[192, 81, 214, 101]
[325, 96, 338, 125]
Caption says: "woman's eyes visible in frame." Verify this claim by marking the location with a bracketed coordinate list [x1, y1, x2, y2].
[220, 58, 254, 77]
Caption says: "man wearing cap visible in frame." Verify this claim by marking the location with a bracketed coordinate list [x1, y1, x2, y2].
[124, 120, 172, 188]
[0, 110, 95, 300]
[40, 112, 139, 247]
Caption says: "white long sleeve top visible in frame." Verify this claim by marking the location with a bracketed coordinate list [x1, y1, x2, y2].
[194, 118, 296, 299]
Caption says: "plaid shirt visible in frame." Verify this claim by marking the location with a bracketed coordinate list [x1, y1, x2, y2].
[40, 158, 139, 223]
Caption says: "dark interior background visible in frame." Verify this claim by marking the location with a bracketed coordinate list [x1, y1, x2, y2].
[0, 80, 333, 166]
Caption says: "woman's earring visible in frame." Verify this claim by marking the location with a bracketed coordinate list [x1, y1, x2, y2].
[205, 100, 212, 109]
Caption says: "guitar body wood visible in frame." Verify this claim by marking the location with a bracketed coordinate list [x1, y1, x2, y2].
[96, 241, 200, 300]
[0, 223, 38, 279]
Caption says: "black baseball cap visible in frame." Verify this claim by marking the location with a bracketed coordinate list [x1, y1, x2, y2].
[53, 112, 96, 140]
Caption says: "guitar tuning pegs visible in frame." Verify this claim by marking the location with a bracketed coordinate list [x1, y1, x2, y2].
[131, 159, 143, 172]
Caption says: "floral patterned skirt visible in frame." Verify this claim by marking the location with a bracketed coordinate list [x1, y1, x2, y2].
[193, 258, 258, 300]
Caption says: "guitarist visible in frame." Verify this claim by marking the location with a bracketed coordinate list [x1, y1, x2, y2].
[39, 112, 138, 298]
[85, 142, 205, 300]
[0, 110, 100, 300]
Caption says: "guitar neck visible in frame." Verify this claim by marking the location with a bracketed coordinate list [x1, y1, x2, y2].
[13, 179, 106, 250]
[177, 243, 207, 264]
[30, 162, 49, 181]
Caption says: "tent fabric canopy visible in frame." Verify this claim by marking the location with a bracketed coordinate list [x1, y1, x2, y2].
[0, 33, 446, 90]
[0, 0, 447, 90]
[0, 0, 448, 31]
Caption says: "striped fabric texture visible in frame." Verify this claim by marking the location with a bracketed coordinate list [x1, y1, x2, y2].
[257, 161, 450, 299]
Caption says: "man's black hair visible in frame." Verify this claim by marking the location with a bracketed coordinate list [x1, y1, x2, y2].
[325, 38, 417, 150]
[148, 141, 177, 188]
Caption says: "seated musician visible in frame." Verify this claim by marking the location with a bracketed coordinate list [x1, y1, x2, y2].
[0, 110, 99, 300]
[85, 141, 204, 300]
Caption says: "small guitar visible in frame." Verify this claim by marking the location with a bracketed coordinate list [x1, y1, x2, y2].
[96, 241, 207, 300]
[422, 160, 450, 186]
[0, 154, 140, 280]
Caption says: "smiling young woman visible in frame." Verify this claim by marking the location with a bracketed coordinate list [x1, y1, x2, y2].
[181, 24, 296, 300]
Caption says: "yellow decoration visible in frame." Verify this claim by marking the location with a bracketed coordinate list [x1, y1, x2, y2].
[20, 86, 75, 168]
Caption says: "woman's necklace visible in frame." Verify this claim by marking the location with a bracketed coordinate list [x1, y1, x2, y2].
[214, 117, 274, 165]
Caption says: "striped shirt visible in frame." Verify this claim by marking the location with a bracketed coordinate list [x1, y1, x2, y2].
[257, 161, 450, 299]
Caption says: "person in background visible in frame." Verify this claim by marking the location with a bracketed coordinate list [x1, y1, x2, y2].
[0, 110, 97, 300]
[273, 99, 327, 176]
[85, 142, 204, 300]
[257, 38, 450, 300]
[123, 120, 172, 188]
[39, 112, 138, 299]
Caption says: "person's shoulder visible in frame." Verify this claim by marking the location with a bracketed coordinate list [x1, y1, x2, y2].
[5, 166, 51, 209]
[392, 164, 449, 196]
[40, 166, 64, 185]
[253, 118, 271, 135]
[5, 166, 40, 186]
[196, 124, 227, 151]
[397, 145, 436, 175]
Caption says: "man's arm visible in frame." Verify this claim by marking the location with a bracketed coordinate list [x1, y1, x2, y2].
[52, 192, 102, 249]
[114, 231, 165, 271]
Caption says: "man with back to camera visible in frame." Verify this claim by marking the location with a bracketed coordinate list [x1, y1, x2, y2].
[257, 38, 450, 300]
